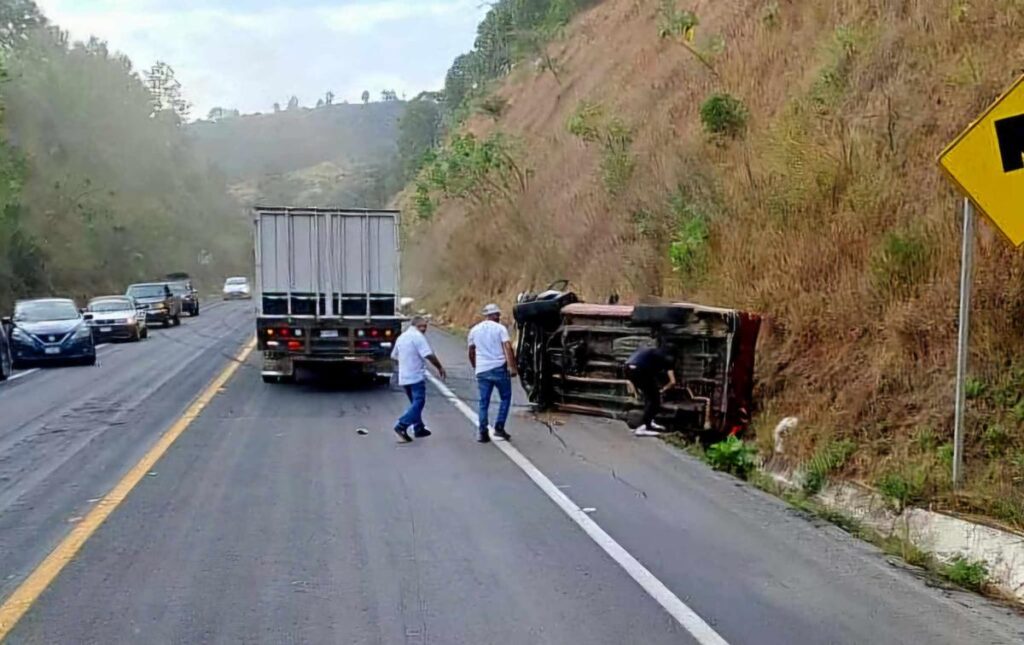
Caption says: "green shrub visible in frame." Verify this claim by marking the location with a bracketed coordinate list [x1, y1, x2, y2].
[807, 25, 865, 112]
[705, 435, 757, 479]
[937, 443, 955, 467]
[669, 216, 710, 276]
[870, 229, 933, 298]
[943, 556, 989, 591]
[876, 470, 926, 510]
[964, 377, 985, 400]
[982, 424, 1012, 458]
[413, 181, 435, 220]
[667, 186, 712, 277]
[418, 132, 527, 207]
[658, 0, 699, 40]
[568, 104, 636, 194]
[803, 439, 857, 494]
[700, 93, 748, 138]
[567, 101, 604, 142]
[600, 118, 635, 195]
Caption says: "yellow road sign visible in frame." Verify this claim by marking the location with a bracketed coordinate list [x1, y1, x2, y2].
[940, 74, 1024, 246]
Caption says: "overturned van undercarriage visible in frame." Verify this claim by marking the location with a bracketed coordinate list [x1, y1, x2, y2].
[513, 287, 761, 436]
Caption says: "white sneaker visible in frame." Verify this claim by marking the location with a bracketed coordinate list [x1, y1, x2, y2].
[633, 425, 662, 437]
[649, 421, 667, 431]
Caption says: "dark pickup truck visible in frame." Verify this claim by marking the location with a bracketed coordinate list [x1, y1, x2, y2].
[513, 285, 761, 437]
[126, 282, 183, 327]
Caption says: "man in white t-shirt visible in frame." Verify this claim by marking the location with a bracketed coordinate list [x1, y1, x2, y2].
[468, 303, 517, 443]
[390, 316, 446, 443]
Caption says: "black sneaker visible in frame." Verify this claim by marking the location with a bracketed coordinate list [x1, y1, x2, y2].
[394, 428, 413, 443]
[413, 427, 432, 438]
[493, 427, 511, 441]
[476, 431, 491, 443]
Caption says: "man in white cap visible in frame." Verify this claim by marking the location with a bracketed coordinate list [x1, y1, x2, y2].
[468, 303, 517, 443]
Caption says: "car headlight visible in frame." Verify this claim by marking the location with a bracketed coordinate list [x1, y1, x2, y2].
[73, 325, 92, 339]
[11, 328, 30, 342]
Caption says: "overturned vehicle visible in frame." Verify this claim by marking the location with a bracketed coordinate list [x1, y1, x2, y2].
[513, 283, 761, 436]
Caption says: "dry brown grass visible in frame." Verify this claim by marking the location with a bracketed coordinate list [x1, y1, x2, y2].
[402, 0, 1024, 526]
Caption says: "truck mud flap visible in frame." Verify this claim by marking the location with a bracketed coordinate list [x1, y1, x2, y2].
[262, 354, 295, 377]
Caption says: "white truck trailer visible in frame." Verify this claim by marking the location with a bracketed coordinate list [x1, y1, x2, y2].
[254, 207, 403, 384]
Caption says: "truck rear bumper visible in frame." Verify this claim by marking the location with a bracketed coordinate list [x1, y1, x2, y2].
[262, 352, 392, 376]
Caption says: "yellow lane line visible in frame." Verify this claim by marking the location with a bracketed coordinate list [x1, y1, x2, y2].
[0, 337, 257, 640]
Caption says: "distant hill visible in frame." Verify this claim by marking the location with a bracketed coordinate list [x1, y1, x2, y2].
[187, 101, 405, 181]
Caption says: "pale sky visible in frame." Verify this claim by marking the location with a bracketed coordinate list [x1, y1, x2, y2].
[36, 0, 490, 117]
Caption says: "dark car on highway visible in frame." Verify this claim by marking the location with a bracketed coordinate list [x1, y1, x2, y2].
[87, 296, 148, 342]
[127, 282, 182, 327]
[0, 320, 12, 381]
[4, 298, 97, 368]
[169, 281, 200, 317]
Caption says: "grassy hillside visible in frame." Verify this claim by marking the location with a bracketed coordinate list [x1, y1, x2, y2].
[187, 101, 405, 210]
[188, 101, 404, 180]
[403, 0, 1024, 527]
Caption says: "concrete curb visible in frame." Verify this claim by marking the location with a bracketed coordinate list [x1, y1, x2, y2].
[769, 469, 1024, 603]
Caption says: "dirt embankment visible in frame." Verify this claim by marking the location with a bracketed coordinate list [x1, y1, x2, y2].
[402, 0, 1024, 528]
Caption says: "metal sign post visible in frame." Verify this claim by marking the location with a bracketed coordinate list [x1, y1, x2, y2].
[939, 73, 1024, 488]
[952, 198, 974, 488]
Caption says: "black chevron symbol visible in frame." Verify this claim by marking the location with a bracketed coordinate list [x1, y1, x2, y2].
[995, 113, 1024, 173]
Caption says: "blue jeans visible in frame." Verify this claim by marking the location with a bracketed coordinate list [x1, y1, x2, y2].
[397, 381, 426, 431]
[477, 366, 512, 431]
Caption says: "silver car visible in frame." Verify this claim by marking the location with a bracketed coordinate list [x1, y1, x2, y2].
[223, 277, 251, 300]
[87, 296, 148, 342]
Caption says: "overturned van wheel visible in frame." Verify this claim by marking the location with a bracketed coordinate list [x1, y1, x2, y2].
[513, 298, 564, 327]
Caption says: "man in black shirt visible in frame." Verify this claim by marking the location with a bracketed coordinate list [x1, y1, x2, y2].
[625, 346, 677, 436]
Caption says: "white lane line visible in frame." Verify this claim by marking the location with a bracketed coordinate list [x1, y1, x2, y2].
[8, 368, 40, 382]
[5, 344, 114, 384]
[426, 374, 730, 645]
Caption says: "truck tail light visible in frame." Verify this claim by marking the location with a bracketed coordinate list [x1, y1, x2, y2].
[287, 340, 302, 350]
[370, 328, 380, 337]
[384, 329, 394, 338]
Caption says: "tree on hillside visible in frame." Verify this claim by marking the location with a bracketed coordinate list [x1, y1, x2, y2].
[325, 90, 335, 105]
[208, 107, 240, 121]
[287, 95, 300, 110]
[381, 89, 398, 102]
[0, 26, 248, 309]
[361, 90, 370, 104]
[316, 98, 324, 108]
[0, 0, 45, 50]
[398, 94, 443, 180]
[273, 102, 281, 113]
[145, 61, 190, 121]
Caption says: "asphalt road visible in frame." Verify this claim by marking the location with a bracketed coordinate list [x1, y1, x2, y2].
[1, 307, 1022, 644]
